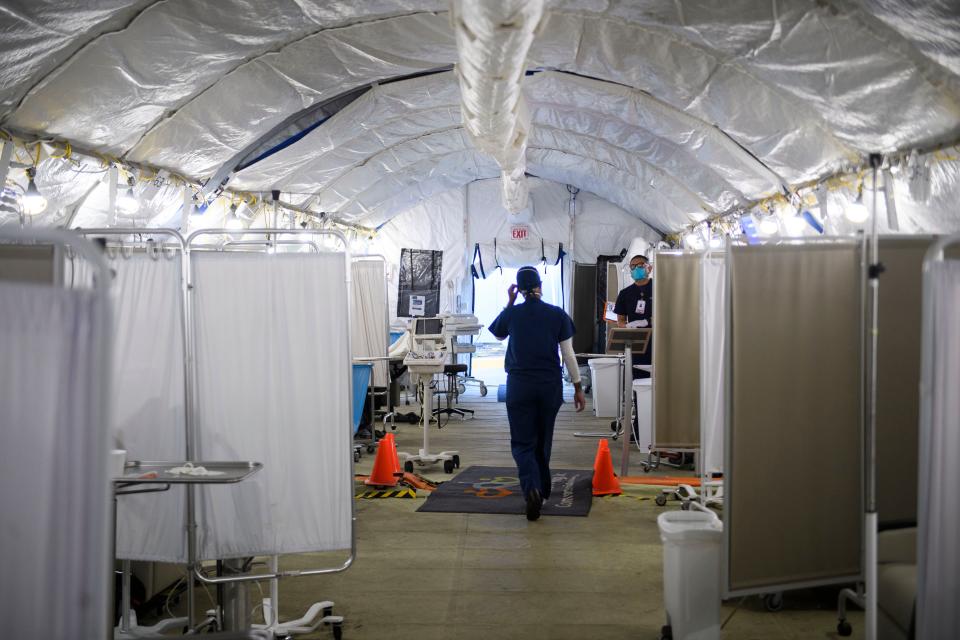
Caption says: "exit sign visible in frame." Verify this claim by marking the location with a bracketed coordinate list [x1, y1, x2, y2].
[511, 224, 530, 240]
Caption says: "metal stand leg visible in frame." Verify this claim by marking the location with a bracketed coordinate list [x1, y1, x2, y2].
[220, 559, 250, 632]
[397, 375, 460, 474]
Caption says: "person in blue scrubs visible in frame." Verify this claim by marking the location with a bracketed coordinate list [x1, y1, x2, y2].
[489, 266, 586, 521]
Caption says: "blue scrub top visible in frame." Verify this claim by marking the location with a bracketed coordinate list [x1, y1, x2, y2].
[489, 297, 576, 382]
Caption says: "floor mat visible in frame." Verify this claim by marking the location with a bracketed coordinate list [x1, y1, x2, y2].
[417, 466, 592, 516]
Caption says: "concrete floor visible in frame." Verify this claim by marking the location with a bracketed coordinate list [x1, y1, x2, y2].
[175, 386, 863, 639]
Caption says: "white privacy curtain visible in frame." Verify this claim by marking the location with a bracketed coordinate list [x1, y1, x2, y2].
[700, 254, 726, 476]
[110, 254, 187, 562]
[0, 281, 111, 638]
[191, 252, 352, 559]
[351, 259, 388, 387]
[917, 259, 960, 640]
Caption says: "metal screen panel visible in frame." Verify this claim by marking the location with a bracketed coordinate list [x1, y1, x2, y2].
[726, 242, 863, 595]
[875, 238, 930, 528]
[0, 244, 56, 283]
[653, 253, 701, 448]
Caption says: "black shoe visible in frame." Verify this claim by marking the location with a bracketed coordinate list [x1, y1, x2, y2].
[525, 489, 542, 521]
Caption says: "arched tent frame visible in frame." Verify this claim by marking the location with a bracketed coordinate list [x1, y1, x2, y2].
[0, 1, 958, 238]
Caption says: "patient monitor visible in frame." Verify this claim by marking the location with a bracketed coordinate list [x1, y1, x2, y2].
[404, 316, 447, 371]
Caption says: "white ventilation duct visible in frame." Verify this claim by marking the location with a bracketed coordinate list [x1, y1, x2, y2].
[450, 0, 544, 213]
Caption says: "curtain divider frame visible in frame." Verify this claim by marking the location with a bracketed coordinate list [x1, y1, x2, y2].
[182, 228, 357, 591]
[916, 232, 960, 639]
[721, 234, 866, 599]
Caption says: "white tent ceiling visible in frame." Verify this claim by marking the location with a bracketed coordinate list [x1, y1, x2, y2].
[1, 0, 959, 234]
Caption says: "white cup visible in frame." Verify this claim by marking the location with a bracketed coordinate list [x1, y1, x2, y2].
[110, 449, 127, 478]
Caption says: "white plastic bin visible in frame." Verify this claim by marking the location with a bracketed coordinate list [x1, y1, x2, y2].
[588, 358, 620, 418]
[633, 379, 652, 449]
[657, 511, 723, 640]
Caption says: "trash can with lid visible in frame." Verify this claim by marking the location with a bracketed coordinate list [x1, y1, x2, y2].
[587, 357, 620, 418]
[657, 510, 723, 640]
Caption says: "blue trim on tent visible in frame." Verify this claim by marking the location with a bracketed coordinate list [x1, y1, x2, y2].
[235, 116, 331, 172]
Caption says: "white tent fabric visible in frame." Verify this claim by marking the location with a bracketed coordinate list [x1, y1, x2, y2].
[2, 1, 959, 236]
[917, 258, 960, 640]
[191, 252, 352, 558]
[369, 187, 468, 319]
[700, 253, 726, 476]
[351, 258, 389, 387]
[110, 253, 187, 563]
[0, 280, 111, 639]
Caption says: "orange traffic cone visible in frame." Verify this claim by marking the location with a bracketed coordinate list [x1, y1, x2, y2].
[384, 433, 402, 475]
[365, 437, 401, 487]
[592, 439, 622, 496]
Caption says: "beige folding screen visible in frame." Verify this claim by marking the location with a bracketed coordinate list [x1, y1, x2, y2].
[875, 238, 928, 527]
[725, 242, 863, 595]
[0, 244, 57, 283]
[652, 252, 701, 449]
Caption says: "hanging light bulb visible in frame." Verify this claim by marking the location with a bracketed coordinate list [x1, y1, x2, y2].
[117, 175, 140, 215]
[225, 202, 245, 231]
[758, 215, 779, 236]
[22, 167, 47, 215]
[784, 214, 806, 237]
[844, 186, 870, 224]
[684, 231, 703, 250]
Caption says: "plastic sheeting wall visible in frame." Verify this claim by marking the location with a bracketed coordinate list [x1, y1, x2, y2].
[917, 256, 960, 640]
[351, 259, 388, 387]
[110, 253, 187, 562]
[652, 253, 701, 449]
[725, 243, 862, 595]
[0, 279, 111, 638]
[191, 252, 352, 559]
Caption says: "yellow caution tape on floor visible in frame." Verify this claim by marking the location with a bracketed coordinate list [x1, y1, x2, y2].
[355, 488, 418, 499]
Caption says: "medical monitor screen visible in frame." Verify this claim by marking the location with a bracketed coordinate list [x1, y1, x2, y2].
[415, 318, 444, 336]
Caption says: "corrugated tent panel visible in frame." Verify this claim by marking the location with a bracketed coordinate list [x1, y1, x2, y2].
[726, 243, 862, 595]
[653, 253, 701, 449]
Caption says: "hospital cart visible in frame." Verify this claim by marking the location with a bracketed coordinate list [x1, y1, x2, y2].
[112, 461, 262, 639]
[399, 317, 461, 473]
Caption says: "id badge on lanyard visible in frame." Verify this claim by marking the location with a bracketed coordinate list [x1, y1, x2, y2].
[636, 298, 646, 315]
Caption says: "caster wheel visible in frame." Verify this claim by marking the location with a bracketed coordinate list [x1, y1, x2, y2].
[642, 465, 651, 474]
[659, 624, 673, 640]
[837, 620, 852, 636]
[443, 459, 455, 473]
[680, 501, 691, 511]
[480, 385, 488, 397]
[403, 460, 414, 474]
[332, 623, 342, 640]
[353, 452, 360, 463]
[452, 454, 460, 469]
[763, 592, 784, 612]
[655, 494, 667, 507]
[366, 445, 375, 454]
[458, 383, 466, 395]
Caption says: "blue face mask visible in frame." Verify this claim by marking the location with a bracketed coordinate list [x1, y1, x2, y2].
[631, 266, 648, 281]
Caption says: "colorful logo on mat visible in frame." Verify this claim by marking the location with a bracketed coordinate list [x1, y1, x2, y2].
[464, 475, 520, 499]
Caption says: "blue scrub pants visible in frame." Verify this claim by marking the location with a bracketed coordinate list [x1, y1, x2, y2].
[505, 374, 564, 499]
